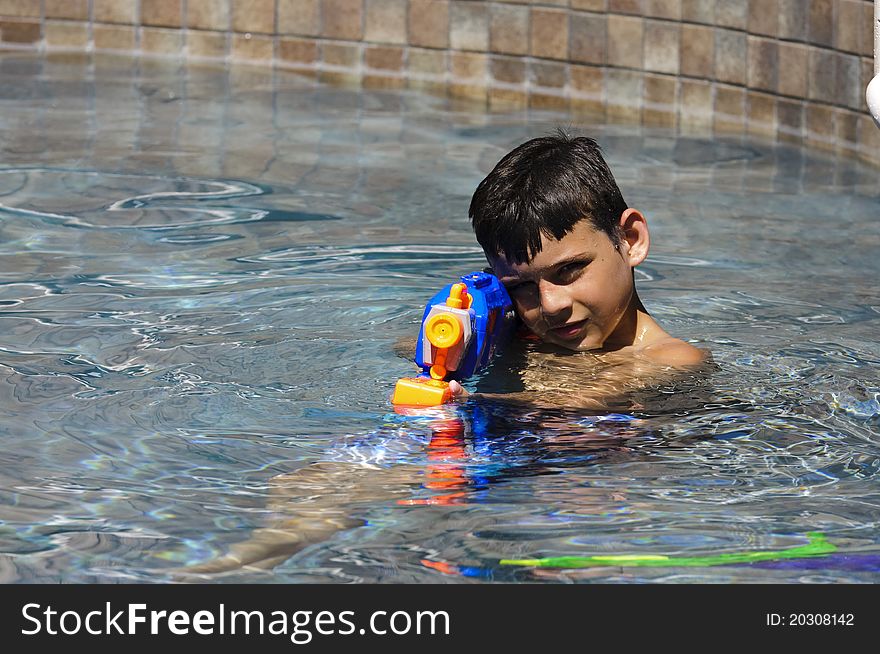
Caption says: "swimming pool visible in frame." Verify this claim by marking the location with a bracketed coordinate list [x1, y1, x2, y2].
[1, 53, 878, 583]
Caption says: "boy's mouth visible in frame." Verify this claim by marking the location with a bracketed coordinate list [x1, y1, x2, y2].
[547, 319, 587, 340]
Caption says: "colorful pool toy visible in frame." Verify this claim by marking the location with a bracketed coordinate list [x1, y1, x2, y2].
[499, 532, 837, 568]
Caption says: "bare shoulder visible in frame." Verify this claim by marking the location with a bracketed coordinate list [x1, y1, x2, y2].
[640, 336, 708, 367]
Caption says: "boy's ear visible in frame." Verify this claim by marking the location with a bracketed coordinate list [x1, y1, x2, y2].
[618, 208, 649, 267]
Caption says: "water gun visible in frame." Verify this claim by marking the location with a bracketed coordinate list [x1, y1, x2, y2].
[392, 271, 516, 407]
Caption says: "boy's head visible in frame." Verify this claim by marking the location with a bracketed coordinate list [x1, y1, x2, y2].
[469, 133, 649, 351]
[469, 132, 628, 265]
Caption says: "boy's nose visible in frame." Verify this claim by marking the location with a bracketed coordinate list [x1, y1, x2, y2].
[537, 280, 571, 318]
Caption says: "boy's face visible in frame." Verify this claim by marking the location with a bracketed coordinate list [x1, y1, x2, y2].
[489, 211, 648, 352]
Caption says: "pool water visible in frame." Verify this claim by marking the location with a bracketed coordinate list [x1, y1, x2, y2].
[1, 54, 878, 583]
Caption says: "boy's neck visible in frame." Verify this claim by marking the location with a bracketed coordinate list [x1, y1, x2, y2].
[602, 292, 667, 351]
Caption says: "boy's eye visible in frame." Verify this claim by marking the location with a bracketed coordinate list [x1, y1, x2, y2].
[505, 281, 535, 298]
[556, 261, 588, 282]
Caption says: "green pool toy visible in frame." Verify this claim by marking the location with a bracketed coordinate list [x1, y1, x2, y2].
[499, 532, 836, 568]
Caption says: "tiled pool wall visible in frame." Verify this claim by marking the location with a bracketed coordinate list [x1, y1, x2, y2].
[1, 0, 879, 165]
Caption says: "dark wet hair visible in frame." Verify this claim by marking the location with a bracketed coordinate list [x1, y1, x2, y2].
[469, 131, 628, 264]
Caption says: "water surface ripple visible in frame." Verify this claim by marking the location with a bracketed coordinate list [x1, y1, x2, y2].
[0, 54, 878, 583]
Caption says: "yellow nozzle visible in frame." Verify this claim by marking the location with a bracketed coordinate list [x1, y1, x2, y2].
[445, 283, 470, 309]
[430, 349, 447, 379]
[424, 313, 462, 349]
[391, 377, 453, 406]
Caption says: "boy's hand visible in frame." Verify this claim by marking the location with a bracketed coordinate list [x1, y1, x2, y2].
[449, 380, 469, 400]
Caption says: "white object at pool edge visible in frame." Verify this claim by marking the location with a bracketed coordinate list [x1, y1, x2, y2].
[868, 75, 880, 128]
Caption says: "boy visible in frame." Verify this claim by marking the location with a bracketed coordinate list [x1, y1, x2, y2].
[180, 133, 707, 574]
[449, 132, 705, 402]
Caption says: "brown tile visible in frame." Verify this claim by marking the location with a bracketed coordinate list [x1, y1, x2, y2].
[188, 0, 230, 32]
[644, 0, 681, 20]
[490, 4, 527, 56]
[835, 0, 862, 55]
[0, 19, 39, 43]
[747, 0, 777, 37]
[570, 64, 604, 97]
[186, 29, 228, 57]
[807, 0, 832, 47]
[140, 26, 183, 52]
[776, 98, 804, 142]
[409, 0, 448, 49]
[408, 77, 446, 94]
[490, 55, 526, 84]
[643, 105, 676, 129]
[569, 64, 605, 122]
[233, 0, 276, 34]
[94, 24, 137, 50]
[714, 84, 745, 133]
[715, 29, 746, 86]
[746, 90, 776, 137]
[644, 20, 679, 75]
[489, 88, 528, 111]
[323, 0, 363, 40]
[531, 60, 566, 88]
[609, 0, 642, 14]
[834, 108, 858, 150]
[804, 103, 835, 146]
[451, 51, 487, 80]
[364, 0, 406, 44]
[680, 0, 713, 24]
[44, 21, 88, 47]
[808, 46, 835, 103]
[715, 0, 746, 29]
[715, 84, 746, 127]
[363, 74, 405, 89]
[95, 0, 137, 25]
[747, 36, 777, 93]
[449, 82, 488, 105]
[607, 14, 642, 69]
[278, 0, 320, 36]
[680, 24, 712, 78]
[322, 41, 360, 67]
[679, 78, 713, 130]
[408, 47, 447, 76]
[570, 12, 605, 65]
[861, 2, 874, 57]
[320, 70, 361, 86]
[571, 0, 606, 9]
[530, 8, 568, 60]
[142, 0, 183, 28]
[0, 1, 39, 17]
[365, 45, 404, 70]
[835, 52, 860, 110]
[529, 91, 569, 112]
[644, 72, 676, 106]
[232, 33, 274, 59]
[861, 57, 874, 99]
[606, 68, 642, 123]
[45, 0, 88, 20]
[450, 1, 488, 51]
[279, 36, 319, 64]
[834, 109, 859, 149]
[777, 42, 807, 97]
[777, 0, 806, 40]
[571, 95, 606, 122]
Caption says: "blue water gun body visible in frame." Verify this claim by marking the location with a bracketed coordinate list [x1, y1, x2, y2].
[392, 272, 515, 406]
